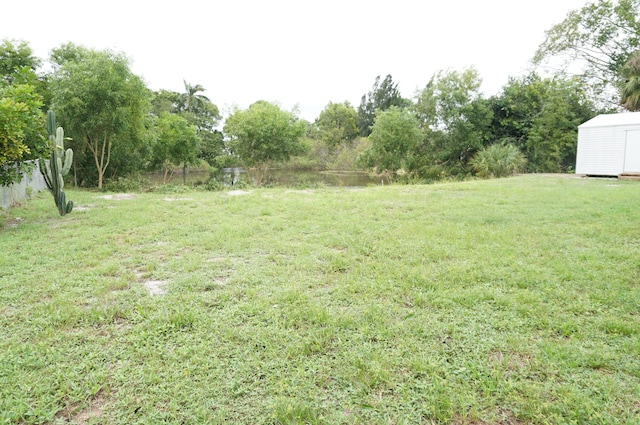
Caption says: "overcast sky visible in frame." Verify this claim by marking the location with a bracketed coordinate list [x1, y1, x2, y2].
[3, 0, 589, 121]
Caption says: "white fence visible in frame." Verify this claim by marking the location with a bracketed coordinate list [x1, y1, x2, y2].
[1, 161, 47, 210]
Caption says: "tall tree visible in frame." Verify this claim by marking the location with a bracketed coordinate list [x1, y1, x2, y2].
[357, 75, 408, 136]
[50, 44, 149, 188]
[0, 84, 46, 185]
[0, 39, 41, 80]
[533, 0, 640, 105]
[359, 106, 423, 180]
[179, 81, 209, 114]
[224, 101, 306, 185]
[177, 81, 222, 167]
[620, 50, 640, 110]
[315, 101, 359, 149]
[0, 40, 47, 185]
[414, 68, 493, 173]
[151, 112, 200, 184]
[488, 73, 596, 172]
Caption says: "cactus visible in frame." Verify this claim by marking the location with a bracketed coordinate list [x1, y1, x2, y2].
[39, 110, 74, 215]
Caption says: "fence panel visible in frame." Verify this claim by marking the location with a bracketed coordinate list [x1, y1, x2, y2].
[1, 161, 47, 210]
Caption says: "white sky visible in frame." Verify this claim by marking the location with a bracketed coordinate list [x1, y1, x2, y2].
[2, 0, 589, 121]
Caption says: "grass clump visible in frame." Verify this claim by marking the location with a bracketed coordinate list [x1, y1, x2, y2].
[1, 175, 639, 424]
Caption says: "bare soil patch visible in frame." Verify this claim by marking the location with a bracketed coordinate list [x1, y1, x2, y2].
[133, 270, 167, 295]
[163, 197, 193, 202]
[285, 189, 314, 194]
[56, 389, 108, 424]
[99, 193, 135, 200]
[227, 190, 252, 196]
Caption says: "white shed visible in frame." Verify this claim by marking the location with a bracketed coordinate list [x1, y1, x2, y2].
[576, 112, 640, 176]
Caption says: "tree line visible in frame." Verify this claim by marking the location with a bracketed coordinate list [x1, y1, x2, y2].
[1, 0, 639, 188]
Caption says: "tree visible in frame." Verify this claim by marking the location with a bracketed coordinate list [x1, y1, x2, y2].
[50, 44, 149, 189]
[533, 0, 640, 105]
[179, 81, 210, 114]
[357, 75, 408, 136]
[488, 73, 596, 172]
[224, 101, 307, 185]
[315, 101, 358, 148]
[0, 40, 47, 185]
[359, 106, 423, 180]
[151, 113, 200, 184]
[0, 84, 46, 185]
[488, 73, 549, 149]
[151, 89, 181, 116]
[620, 50, 640, 110]
[526, 79, 596, 172]
[0, 39, 41, 81]
[413, 68, 493, 174]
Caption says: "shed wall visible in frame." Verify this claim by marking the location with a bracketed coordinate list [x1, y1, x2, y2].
[576, 124, 640, 175]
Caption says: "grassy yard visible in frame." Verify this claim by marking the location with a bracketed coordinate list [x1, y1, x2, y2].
[1, 175, 639, 424]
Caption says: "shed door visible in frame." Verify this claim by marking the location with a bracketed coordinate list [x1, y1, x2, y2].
[623, 130, 640, 173]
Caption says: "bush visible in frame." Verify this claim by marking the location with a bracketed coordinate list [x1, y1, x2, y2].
[102, 175, 149, 192]
[470, 143, 527, 178]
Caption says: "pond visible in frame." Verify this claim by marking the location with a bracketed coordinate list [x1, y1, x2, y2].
[156, 168, 382, 188]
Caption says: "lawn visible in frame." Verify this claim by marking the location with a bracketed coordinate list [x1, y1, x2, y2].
[1, 175, 639, 424]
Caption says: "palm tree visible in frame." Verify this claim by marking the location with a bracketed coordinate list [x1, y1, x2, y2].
[180, 80, 210, 114]
[620, 51, 640, 111]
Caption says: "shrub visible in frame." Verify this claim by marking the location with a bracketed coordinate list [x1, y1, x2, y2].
[470, 143, 527, 178]
[102, 175, 149, 192]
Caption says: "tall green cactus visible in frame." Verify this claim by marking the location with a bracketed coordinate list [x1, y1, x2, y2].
[39, 110, 74, 215]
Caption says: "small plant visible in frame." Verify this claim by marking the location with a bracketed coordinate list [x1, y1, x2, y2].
[470, 142, 527, 178]
[39, 110, 73, 215]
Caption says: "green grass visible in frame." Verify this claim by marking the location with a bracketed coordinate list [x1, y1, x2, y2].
[1, 175, 639, 424]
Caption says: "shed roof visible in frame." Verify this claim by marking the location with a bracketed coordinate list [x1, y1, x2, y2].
[579, 111, 640, 128]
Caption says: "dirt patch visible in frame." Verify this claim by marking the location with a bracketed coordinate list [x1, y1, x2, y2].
[163, 197, 193, 202]
[207, 256, 227, 263]
[56, 389, 108, 424]
[99, 193, 135, 200]
[285, 189, 314, 194]
[73, 204, 95, 211]
[227, 190, 252, 196]
[3, 217, 22, 228]
[133, 270, 167, 295]
[144, 280, 167, 295]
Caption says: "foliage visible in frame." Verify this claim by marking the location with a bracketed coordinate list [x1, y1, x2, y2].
[50, 44, 150, 189]
[533, 0, 640, 106]
[357, 75, 408, 136]
[359, 106, 423, 179]
[314, 101, 358, 148]
[413, 68, 493, 174]
[0, 39, 41, 81]
[0, 83, 46, 185]
[224, 100, 307, 185]
[489, 74, 596, 172]
[150, 89, 180, 116]
[150, 112, 200, 184]
[151, 82, 222, 167]
[470, 143, 527, 178]
[39, 110, 73, 215]
[620, 50, 640, 110]
[102, 175, 149, 192]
